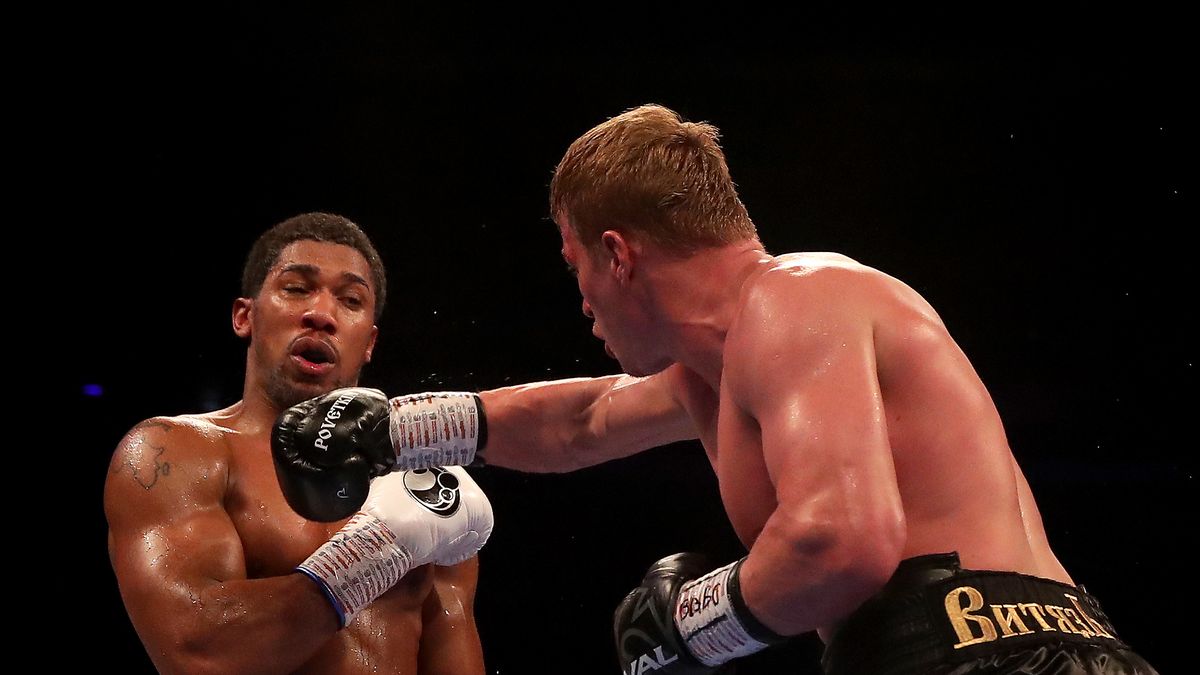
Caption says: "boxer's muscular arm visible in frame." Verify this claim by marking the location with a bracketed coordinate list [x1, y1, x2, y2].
[418, 557, 484, 675]
[104, 419, 337, 675]
[731, 269, 907, 635]
[478, 367, 696, 472]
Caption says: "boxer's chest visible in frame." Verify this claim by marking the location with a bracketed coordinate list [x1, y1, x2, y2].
[225, 442, 347, 576]
[220, 439, 433, 607]
[221, 453, 433, 671]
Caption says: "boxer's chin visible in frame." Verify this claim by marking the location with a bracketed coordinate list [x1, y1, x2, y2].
[264, 366, 361, 410]
[616, 352, 672, 378]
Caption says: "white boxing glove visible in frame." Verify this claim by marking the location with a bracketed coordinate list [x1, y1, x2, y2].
[296, 465, 494, 627]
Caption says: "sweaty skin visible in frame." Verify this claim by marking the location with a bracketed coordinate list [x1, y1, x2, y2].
[479, 227, 1072, 643]
[105, 240, 483, 675]
[713, 252, 1070, 640]
[106, 413, 482, 674]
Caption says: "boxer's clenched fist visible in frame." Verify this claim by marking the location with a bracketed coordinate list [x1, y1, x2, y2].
[296, 466, 494, 628]
[273, 387, 487, 521]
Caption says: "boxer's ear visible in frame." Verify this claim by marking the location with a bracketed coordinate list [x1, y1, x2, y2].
[233, 297, 253, 339]
[600, 230, 634, 283]
[364, 325, 378, 363]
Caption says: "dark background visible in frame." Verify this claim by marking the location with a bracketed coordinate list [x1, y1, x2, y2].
[71, 5, 1188, 673]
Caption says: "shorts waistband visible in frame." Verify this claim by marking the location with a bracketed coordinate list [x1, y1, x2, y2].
[821, 553, 1126, 675]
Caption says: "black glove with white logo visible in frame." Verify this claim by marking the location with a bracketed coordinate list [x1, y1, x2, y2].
[614, 553, 786, 675]
[273, 386, 489, 522]
[272, 387, 395, 522]
[614, 552, 716, 675]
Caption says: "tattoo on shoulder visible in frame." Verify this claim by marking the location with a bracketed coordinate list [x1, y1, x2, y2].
[132, 420, 173, 436]
[130, 445, 172, 490]
[110, 420, 175, 490]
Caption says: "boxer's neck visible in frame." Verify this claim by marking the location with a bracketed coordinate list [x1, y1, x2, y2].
[233, 374, 287, 434]
[645, 239, 772, 389]
[236, 356, 315, 434]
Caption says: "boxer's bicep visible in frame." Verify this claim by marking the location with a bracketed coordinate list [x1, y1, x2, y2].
[105, 421, 245, 650]
[727, 283, 906, 631]
[759, 335, 898, 514]
[419, 557, 484, 675]
[734, 277, 904, 553]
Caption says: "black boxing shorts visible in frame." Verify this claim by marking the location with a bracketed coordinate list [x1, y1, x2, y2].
[820, 553, 1158, 675]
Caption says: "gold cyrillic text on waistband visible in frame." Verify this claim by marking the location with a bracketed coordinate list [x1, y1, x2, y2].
[945, 585, 1117, 650]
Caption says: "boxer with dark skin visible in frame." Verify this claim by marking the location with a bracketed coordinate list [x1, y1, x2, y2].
[104, 213, 486, 675]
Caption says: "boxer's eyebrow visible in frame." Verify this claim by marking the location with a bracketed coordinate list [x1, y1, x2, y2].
[278, 263, 320, 278]
[277, 265, 368, 289]
[340, 272, 370, 288]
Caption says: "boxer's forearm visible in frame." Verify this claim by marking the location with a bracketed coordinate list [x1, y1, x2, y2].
[479, 374, 694, 472]
[146, 574, 337, 675]
[737, 506, 904, 636]
[479, 376, 624, 471]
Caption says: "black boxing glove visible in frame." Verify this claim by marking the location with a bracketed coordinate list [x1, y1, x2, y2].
[273, 387, 489, 522]
[614, 553, 786, 675]
[272, 387, 395, 522]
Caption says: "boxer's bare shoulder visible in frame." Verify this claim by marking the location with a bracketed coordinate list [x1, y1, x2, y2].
[103, 412, 245, 565]
[736, 252, 945, 334]
[104, 411, 252, 639]
[763, 251, 904, 288]
[773, 250, 860, 267]
[106, 411, 238, 497]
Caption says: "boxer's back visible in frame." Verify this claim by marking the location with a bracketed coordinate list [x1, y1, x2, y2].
[780, 253, 1072, 584]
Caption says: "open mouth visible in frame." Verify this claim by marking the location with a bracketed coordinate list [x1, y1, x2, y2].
[290, 336, 338, 373]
